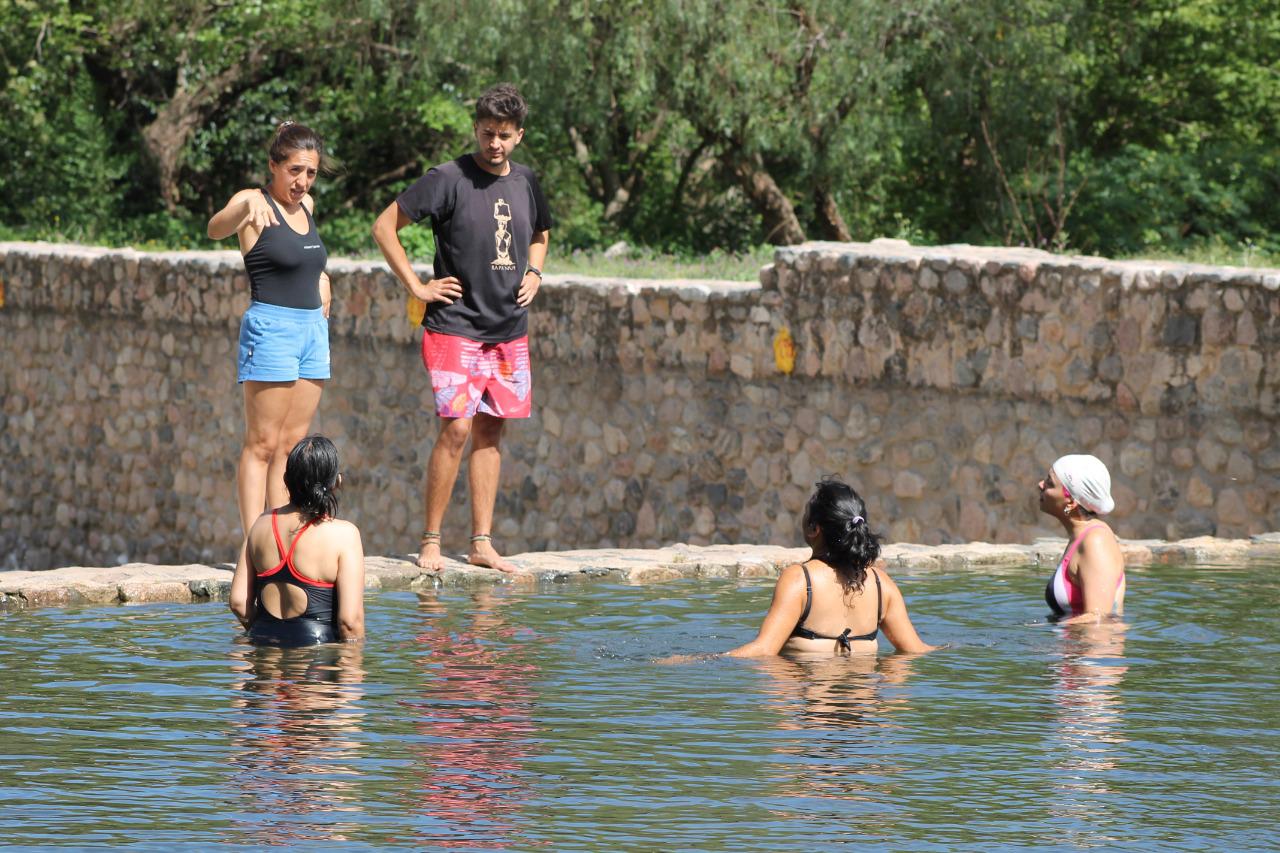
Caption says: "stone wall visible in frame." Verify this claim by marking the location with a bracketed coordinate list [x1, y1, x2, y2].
[2, 239, 1277, 570]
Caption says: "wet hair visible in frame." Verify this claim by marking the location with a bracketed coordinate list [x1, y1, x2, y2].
[283, 435, 340, 524]
[268, 120, 326, 168]
[805, 476, 882, 594]
[475, 83, 528, 128]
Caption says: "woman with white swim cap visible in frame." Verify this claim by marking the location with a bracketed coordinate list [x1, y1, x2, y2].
[1038, 454, 1126, 621]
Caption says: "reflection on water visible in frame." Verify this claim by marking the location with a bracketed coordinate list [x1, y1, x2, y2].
[404, 590, 539, 848]
[2, 567, 1278, 850]
[226, 642, 367, 844]
[758, 653, 918, 826]
[1048, 620, 1129, 842]
[757, 653, 917, 730]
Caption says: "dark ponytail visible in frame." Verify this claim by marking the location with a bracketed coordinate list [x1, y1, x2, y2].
[805, 476, 881, 593]
[284, 435, 341, 524]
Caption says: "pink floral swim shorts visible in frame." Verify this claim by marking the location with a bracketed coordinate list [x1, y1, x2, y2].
[421, 330, 532, 419]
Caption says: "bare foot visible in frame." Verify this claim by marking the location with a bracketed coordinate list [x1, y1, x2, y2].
[416, 535, 445, 573]
[468, 537, 518, 573]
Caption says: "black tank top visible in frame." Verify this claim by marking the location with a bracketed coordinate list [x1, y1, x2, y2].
[242, 188, 328, 309]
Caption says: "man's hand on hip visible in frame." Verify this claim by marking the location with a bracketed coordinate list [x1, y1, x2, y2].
[412, 276, 463, 304]
[516, 271, 541, 307]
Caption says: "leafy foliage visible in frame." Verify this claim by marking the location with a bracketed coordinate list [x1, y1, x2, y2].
[0, 0, 1276, 261]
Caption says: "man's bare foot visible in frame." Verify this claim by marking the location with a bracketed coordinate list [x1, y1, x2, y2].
[417, 532, 445, 573]
[468, 534, 518, 573]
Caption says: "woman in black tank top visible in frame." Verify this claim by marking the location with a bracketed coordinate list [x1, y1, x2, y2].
[207, 121, 333, 568]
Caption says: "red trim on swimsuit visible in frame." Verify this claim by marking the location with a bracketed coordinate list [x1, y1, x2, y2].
[255, 510, 335, 589]
[1048, 522, 1124, 615]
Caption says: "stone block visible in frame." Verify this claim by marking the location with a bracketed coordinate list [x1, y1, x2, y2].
[1119, 443, 1153, 478]
[118, 581, 192, 603]
[1226, 450, 1255, 483]
[1170, 447, 1196, 470]
[1186, 475, 1215, 509]
[1196, 437, 1227, 473]
[1216, 488, 1249, 526]
[893, 471, 927, 499]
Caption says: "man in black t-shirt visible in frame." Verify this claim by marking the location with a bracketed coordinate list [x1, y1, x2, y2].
[373, 83, 552, 573]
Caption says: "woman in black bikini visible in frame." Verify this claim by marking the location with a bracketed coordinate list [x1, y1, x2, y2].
[727, 477, 935, 657]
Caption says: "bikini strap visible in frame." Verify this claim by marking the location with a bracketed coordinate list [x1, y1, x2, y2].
[797, 561, 813, 628]
[873, 569, 883, 625]
[1062, 522, 1108, 568]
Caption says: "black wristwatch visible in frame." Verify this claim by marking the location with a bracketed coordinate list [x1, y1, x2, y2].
[526, 265, 542, 278]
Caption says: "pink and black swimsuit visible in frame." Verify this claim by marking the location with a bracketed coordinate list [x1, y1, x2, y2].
[1045, 523, 1123, 617]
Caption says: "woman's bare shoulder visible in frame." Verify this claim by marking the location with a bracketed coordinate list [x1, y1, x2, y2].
[226, 187, 262, 205]
[314, 517, 362, 540]
[1078, 522, 1121, 551]
[868, 563, 908, 599]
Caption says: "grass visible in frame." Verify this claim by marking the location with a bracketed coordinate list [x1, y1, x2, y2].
[549, 245, 776, 281]
[1116, 238, 1280, 270]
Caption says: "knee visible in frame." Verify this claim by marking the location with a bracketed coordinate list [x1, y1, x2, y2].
[242, 432, 278, 463]
[277, 430, 308, 457]
[436, 419, 472, 453]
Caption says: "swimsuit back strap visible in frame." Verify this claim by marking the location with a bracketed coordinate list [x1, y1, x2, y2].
[282, 519, 313, 568]
[797, 561, 813, 628]
[270, 509, 287, 562]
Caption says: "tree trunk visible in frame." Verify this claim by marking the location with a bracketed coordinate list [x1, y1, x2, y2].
[733, 153, 806, 245]
[140, 49, 268, 212]
[813, 184, 852, 241]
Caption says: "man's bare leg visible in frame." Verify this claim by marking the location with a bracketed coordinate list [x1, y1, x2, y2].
[468, 413, 517, 572]
[418, 416, 472, 571]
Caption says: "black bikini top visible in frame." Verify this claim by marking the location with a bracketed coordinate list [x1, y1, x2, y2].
[791, 561, 882, 651]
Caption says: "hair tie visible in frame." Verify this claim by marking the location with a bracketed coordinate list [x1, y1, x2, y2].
[280, 119, 295, 128]
[851, 515, 865, 526]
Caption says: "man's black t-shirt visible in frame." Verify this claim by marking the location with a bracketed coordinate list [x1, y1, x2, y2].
[397, 155, 553, 343]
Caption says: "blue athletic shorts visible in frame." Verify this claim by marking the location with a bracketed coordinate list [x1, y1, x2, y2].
[237, 301, 330, 383]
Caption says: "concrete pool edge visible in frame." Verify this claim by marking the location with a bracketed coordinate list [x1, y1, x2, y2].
[2, 533, 1279, 611]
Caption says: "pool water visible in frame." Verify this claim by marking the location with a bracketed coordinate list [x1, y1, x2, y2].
[1, 563, 1277, 849]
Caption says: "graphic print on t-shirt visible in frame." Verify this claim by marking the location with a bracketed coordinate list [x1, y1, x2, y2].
[491, 198, 516, 270]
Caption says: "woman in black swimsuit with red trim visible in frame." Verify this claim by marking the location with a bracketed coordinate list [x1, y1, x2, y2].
[230, 435, 365, 646]
[727, 477, 935, 657]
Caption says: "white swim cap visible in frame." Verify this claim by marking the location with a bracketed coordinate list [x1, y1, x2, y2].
[1051, 454, 1115, 515]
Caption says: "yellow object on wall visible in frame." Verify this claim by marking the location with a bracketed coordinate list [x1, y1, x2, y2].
[406, 295, 426, 326]
[773, 326, 795, 375]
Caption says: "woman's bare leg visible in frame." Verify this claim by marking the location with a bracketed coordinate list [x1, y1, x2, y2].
[263, 379, 325, 510]
[238, 380, 322, 537]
